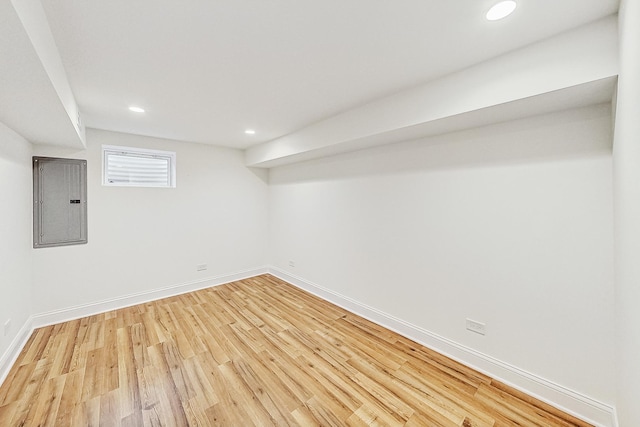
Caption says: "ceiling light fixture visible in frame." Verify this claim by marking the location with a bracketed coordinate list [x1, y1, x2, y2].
[486, 1, 517, 21]
[128, 106, 145, 113]
[245, 129, 256, 135]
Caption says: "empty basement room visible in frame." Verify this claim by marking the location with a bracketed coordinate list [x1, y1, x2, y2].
[1, 0, 640, 426]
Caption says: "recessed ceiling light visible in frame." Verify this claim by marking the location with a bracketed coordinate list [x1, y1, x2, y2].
[128, 106, 145, 113]
[486, 1, 517, 21]
[245, 129, 256, 135]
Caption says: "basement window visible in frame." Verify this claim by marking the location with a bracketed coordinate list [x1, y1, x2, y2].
[102, 145, 176, 188]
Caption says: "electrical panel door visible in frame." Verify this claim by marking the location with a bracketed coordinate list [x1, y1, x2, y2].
[33, 157, 87, 248]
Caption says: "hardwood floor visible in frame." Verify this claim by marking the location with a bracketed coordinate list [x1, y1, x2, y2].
[0, 274, 591, 426]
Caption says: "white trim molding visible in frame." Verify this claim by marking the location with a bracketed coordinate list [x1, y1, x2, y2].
[32, 267, 269, 328]
[0, 267, 619, 427]
[0, 316, 33, 387]
[268, 267, 618, 427]
[0, 267, 268, 387]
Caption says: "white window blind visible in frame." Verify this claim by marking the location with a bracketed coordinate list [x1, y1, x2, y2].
[103, 145, 176, 188]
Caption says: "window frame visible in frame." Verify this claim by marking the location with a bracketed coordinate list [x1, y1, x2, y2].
[102, 145, 176, 188]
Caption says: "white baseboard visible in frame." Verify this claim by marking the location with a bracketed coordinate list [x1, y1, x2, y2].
[0, 315, 33, 387]
[0, 267, 618, 427]
[32, 267, 268, 328]
[0, 267, 268, 388]
[268, 267, 618, 427]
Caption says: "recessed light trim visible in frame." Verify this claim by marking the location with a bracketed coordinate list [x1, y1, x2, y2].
[128, 106, 145, 113]
[245, 129, 256, 135]
[486, 1, 517, 21]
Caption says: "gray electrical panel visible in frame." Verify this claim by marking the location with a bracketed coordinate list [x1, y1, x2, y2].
[33, 157, 87, 248]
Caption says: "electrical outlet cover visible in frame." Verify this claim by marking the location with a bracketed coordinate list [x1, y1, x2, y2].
[466, 318, 486, 335]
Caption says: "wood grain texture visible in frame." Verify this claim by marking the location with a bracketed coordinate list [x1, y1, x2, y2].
[0, 274, 592, 426]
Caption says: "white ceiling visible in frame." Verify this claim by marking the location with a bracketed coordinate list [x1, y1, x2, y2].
[40, 0, 619, 149]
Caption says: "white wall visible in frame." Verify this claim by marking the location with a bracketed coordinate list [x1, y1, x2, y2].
[0, 122, 33, 363]
[269, 105, 615, 407]
[613, 0, 640, 425]
[32, 128, 268, 315]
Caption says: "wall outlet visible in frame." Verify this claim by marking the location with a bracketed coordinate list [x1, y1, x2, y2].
[3, 319, 11, 337]
[289, 260, 295, 267]
[466, 318, 486, 335]
[196, 264, 208, 271]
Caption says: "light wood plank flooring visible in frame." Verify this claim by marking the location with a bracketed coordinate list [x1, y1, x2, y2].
[0, 274, 592, 426]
